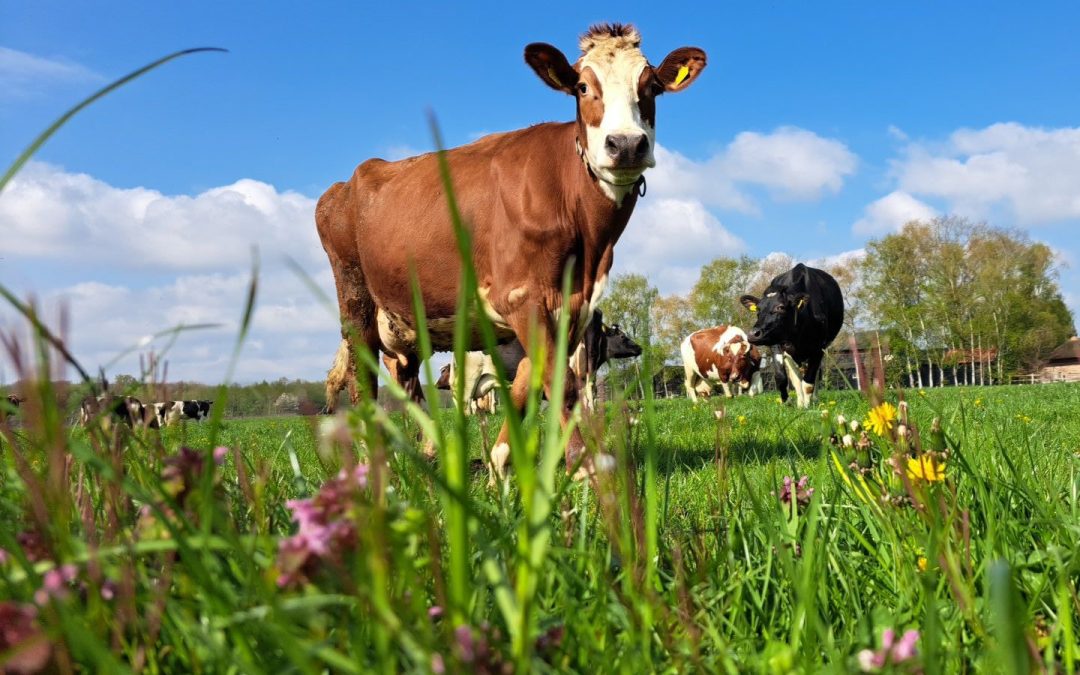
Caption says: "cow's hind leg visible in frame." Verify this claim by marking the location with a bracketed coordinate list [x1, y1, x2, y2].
[328, 260, 380, 408]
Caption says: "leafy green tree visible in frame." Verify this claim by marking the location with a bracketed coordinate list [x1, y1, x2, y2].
[689, 256, 759, 327]
[598, 273, 659, 397]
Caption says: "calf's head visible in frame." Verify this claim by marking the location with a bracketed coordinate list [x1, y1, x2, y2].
[525, 24, 706, 194]
[740, 290, 810, 346]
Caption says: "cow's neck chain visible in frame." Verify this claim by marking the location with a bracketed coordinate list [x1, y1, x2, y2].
[576, 137, 647, 197]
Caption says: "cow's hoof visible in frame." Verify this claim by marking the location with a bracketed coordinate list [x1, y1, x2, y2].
[487, 442, 510, 487]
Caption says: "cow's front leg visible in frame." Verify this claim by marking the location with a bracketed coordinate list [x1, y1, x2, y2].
[720, 381, 733, 398]
[489, 356, 531, 486]
[800, 351, 825, 408]
[780, 352, 810, 409]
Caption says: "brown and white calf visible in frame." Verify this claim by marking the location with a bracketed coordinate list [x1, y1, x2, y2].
[681, 326, 763, 402]
[317, 24, 705, 481]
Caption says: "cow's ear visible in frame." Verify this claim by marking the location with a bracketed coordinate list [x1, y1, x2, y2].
[793, 293, 810, 310]
[655, 47, 707, 93]
[525, 42, 577, 94]
[739, 295, 760, 313]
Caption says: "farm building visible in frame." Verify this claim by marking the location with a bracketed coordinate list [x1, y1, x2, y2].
[1039, 336, 1080, 382]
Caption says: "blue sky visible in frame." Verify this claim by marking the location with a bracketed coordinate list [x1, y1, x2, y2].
[1, 2, 1078, 383]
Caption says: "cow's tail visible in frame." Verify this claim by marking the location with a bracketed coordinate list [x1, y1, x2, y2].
[324, 339, 351, 414]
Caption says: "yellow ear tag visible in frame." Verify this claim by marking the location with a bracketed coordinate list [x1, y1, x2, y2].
[749, 303, 758, 313]
[674, 65, 690, 86]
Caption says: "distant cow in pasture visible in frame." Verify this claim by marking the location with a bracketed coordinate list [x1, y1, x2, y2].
[681, 326, 763, 402]
[436, 312, 643, 413]
[317, 23, 706, 479]
[79, 395, 153, 430]
[740, 263, 844, 408]
[154, 400, 213, 427]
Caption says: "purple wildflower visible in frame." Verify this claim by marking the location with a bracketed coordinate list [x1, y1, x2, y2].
[276, 462, 370, 588]
[428, 605, 444, 620]
[33, 564, 78, 605]
[779, 475, 815, 510]
[858, 628, 920, 672]
[0, 602, 51, 673]
[213, 446, 229, 464]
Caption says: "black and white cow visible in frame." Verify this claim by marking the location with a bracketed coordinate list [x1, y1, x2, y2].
[154, 400, 213, 427]
[79, 395, 153, 429]
[436, 310, 642, 412]
[740, 263, 844, 408]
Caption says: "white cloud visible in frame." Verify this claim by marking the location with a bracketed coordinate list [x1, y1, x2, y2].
[0, 162, 322, 271]
[1, 269, 340, 384]
[718, 126, 858, 200]
[647, 127, 857, 216]
[0, 46, 103, 98]
[894, 122, 1080, 225]
[852, 190, 938, 235]
[810, 248, 866, 270]
[613, 197, 745, 295]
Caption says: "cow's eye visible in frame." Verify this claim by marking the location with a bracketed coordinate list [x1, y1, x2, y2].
[577, 82, 588, 96]
[775, 306, 786, 313]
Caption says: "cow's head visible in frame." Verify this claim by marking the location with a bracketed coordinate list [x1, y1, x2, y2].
[604, 324, 643, 359]
[525, 24, 706, 197]
[436, 364, 452, 390]
[728, 340, 762, 389]
[740, 290, 811, 346]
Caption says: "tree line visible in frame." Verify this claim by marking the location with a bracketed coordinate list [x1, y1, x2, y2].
[599, 216, 1075, 391]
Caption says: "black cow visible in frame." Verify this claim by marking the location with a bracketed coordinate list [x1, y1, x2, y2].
[740, 263, 844, 408]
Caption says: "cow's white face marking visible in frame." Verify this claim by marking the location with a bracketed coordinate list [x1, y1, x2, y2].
[578, 36, 654, 203]
[712, 326, 746, 354]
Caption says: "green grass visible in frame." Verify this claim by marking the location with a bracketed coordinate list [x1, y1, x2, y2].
[3, 47, 1079, 674]
[3, 382, 1078, 673]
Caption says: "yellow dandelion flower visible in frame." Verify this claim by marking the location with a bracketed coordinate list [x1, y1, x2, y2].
[917, 556, 928, 572]
[737, 415, 747, 425]
[906, 455, 946, 483]
[866, 402, 897, 437]
[774, 396, 783, 404]
[828, 400, 837, 407]
[974, 398, 983, 407]
[918, 390, 927, 397]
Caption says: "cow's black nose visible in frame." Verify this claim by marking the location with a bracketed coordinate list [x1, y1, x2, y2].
[749, 328, 762, 341]
[604, 134, 649, 166]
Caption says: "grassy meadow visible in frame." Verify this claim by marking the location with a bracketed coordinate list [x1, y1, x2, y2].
[2, 378, 1079, 673]
[3, 46, 1080, 675]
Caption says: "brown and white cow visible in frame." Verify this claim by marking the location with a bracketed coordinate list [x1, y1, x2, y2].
[317, 24, 706, 480]
[681, 326, 763, 403]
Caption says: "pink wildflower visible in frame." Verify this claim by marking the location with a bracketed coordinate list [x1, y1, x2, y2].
[858, 628, 920, 672]
[34, 564, 78, 605]
[276, 462, 370, 588]
[0, 602, 51, 673]
[213, 446, 229, 464]
[778, 475, 814, 509]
